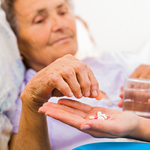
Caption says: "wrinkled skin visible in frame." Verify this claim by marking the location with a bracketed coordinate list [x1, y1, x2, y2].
[21, 54, 100, 104]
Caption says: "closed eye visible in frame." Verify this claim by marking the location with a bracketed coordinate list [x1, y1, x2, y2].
[60, 11, 66, 15]
[33, 15, 45, 24]
[36, 19, 44, 24]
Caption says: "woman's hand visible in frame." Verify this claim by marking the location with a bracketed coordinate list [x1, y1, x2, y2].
[21, 54, 102, 104]
[39, 99, 140, 139]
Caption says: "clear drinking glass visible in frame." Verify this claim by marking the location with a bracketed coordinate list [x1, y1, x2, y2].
[123, 78, 150, 119]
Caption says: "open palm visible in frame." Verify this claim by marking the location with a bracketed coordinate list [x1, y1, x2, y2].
[39, 99, 140, 139]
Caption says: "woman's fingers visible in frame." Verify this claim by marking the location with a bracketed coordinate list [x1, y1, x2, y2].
[87, 67, 100, 98]
[75, 63, 99, 98]
[28, 54, 101, 102]
[61, 55, 100, 98]
[48, 73, 74, 97]
[60, 66, 82, 98]
[74, 62, 91, 97]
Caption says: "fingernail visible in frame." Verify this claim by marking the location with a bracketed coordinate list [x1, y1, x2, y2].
[92, 90, 98, 97]
[38, 107, 45, 113]
[68, 92, 73, 97]
[95, 92, 103, 100]
[84, 91, 90, 97]
[81, 125, 91, 130]
[78, 93, 83, 98]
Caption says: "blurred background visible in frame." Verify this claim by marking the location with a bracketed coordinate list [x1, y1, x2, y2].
[72, 0, 150, 54]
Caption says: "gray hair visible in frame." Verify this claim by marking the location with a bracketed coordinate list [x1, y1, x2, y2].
[1, 0, 73, 36]
[1, 0, 18, 36]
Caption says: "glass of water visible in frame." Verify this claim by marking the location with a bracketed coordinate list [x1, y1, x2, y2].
[123, 78, 150, 119]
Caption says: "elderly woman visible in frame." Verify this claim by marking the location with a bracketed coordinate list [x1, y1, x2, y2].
[1, 0, 146, 150]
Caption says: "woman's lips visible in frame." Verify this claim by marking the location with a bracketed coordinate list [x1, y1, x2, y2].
[51, 37, 70, 45]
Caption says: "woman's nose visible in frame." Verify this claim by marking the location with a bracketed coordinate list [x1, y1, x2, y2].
[51, 15, 67, 32]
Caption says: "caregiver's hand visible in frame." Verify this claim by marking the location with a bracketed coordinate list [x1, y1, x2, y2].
[130, 64, 150, 79]
[39, 99, 141, 139]
[118, 91, 150, 108]
[21, 54, 101, 104]
[118, 64, 150, 107]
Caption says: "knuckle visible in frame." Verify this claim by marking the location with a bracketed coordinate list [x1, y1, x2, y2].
[91, 80, 99, 88]
[81, 81, 91, 90]
[50, 74, 60, 83]
[140, 64, 144, 68]
[95, 123, 105, 131]
[76, 62, 87, 72]
[64, 54, 74, 59]
[63, 67, 75, 78]
[73, 85, 81, 93]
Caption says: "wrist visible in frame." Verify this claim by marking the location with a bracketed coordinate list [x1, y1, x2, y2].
[128, 116, 149, 141]
[20, 89, 45, 112]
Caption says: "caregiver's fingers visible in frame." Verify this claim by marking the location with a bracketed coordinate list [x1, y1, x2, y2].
[119, 92, 123, 99]
[40, 101, 87, 118]
[130, 68, 140, 79]
[118, 99, 123, 108]
[130, 64, 150, 79]
[148, 99, 150, 105]
[80, 128, 117, 138]
[118, 98, 150, 107]
[120, 86, 124, 92]
[138, 65, 150, 79]
[58, 99, 93, 113]
[41, 106, 86, 129]
[80, 120, 120, 138]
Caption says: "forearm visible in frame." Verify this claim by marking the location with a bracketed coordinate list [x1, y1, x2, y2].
[128, 116, 150, 142]
[16, 99, 51, 150]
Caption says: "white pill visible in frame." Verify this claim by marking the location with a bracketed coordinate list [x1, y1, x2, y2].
[89, 116, 95, 120]
[98, 117, 105, 120]
[97, 111, 102, 116]
[102, 114, 107, 120]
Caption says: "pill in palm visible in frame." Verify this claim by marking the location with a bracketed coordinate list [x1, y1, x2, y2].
[89, 111, 110, 120]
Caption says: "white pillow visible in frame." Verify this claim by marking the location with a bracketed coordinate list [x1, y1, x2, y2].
[0, 8, 25, 150]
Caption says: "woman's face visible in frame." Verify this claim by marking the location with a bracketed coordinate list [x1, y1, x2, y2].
[14, 0, 77, 71]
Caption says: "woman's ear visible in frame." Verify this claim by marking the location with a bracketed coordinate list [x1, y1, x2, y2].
[17, 38, 27, 61]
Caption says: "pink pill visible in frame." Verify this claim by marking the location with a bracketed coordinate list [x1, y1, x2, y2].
[94, 116, 98, 119]
[107, 116, 111, 119]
